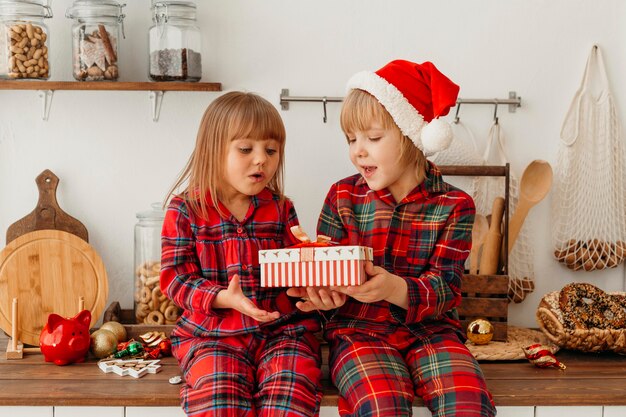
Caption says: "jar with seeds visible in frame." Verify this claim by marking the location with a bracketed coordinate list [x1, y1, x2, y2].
[66, 0, 126, 81]
[0, 0, 52, 80]
[149, 0, 202, 82]
[134, 203, 180, 325]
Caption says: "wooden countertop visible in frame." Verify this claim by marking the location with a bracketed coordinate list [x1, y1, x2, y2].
[2, 332, 626, 407]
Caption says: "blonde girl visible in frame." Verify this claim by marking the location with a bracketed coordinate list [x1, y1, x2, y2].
[161, 91, 322, 417]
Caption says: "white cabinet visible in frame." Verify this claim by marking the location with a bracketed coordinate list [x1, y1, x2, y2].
[603, 406, 626, 417]
[535, 406, 603, 417]
[0, 407, 53, 417]
[496, 407, 535, 417]
[126, 406, 187, 417]
[1, 404, 622, 416]
[55, 406, 124, 417]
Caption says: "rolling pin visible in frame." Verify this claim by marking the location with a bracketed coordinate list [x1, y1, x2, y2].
[479, 197, 505, 275]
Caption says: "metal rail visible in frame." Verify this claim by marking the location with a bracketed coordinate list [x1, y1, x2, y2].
[280, 89, 522, 123]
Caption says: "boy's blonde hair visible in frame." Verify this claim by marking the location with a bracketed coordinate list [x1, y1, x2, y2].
[166, 91, 287, 218]
[340, 89, 427, 171]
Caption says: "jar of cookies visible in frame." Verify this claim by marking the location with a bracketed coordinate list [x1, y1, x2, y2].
[66, 0, 126, 81]
[134, 203, 179, 325]
[0, 0, 52, 80]
[149, 0, 202, 82]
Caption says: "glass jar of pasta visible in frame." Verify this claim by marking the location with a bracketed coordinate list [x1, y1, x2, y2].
[0, 0, 52, 79]
[66, 0, 126, 81]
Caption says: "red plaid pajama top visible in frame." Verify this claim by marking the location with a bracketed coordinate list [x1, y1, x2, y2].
[317, 162, 474, 339]
[161, 189, 320, 363]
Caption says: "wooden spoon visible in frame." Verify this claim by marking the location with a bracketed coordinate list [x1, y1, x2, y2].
[508, 160, 553, 253]
[470, 214, 489, 274]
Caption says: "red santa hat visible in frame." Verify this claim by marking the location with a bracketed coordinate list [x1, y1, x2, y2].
[346, 59, 460, 156]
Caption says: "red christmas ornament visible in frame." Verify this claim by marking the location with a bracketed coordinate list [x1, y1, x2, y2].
[523, 344, 566, 370]
[158, 339, 172, 356]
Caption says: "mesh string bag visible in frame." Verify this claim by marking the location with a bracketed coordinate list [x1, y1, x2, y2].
[431, 120, 484, 194]
[431, 120, 484, 166]
[552, 46, 626, 271]
[473, 122, 535, 303]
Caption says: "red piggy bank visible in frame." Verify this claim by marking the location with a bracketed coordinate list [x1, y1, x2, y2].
[39, 310, 92, 366]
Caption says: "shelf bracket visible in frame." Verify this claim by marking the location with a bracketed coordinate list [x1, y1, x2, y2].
[149, 91, 165, 122]
[38, 90, 54, 121]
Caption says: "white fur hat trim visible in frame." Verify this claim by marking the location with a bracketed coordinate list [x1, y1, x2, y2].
[347, 71, 427, 152]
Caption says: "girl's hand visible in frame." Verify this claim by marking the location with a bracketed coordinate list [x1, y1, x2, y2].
[214, 275, 280, 322]
[334, 262, 409, 308]
[286, 287, 347, 312]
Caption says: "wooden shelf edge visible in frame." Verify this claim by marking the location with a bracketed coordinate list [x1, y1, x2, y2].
[0, 80, 222, 92]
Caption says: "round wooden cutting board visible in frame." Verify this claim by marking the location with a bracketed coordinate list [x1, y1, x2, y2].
[0, 229, 108, 346]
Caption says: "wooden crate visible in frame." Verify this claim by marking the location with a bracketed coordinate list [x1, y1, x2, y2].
[103, 301, 174, 339]
[439, 165, 511, 342]
[457, 274, 509, 341]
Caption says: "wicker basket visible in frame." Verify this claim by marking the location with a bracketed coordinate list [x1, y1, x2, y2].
[536, 291, 626, 354]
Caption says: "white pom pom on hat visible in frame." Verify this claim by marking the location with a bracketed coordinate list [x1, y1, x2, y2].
[346, 60, 459, 156]
[420, 118, 454, 155]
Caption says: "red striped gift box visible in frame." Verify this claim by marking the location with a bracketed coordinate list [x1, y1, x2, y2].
[259, 246, 373, 287]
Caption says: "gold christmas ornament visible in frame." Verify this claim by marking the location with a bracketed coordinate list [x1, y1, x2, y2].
[466, 318, 494, 345]
[90, 329, 118, 358]
[100, 321, 128, 343]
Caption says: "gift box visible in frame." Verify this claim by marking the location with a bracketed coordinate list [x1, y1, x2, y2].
[259, 245, 373, 287]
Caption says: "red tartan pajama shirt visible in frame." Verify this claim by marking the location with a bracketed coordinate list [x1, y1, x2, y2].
[161, 189, 322, 417]
[317, 162, 496, 417]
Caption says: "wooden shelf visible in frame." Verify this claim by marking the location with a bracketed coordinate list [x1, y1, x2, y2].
[0, 80, 221, 91]
[0, 80, 222, 121]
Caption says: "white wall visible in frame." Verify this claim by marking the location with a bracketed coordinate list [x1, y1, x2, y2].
[1, 0, 625, 328]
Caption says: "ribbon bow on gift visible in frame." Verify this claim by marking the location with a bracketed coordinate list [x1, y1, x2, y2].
[289, 225, 334, 248]
[289, 226, 334, 262]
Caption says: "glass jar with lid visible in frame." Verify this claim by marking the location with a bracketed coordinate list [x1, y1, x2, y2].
[134, 203, 180, 325]
[0, 0, 52, 80]
[66, 0, 126, 81]
[149, 0, 202, 82]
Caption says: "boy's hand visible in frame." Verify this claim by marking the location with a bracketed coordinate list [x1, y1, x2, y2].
[214, 275, 280, 322]
[334, 262, 409, 309]
[286, 287, 347, 312]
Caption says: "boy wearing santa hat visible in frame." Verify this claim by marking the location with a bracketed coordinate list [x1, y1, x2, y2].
[289, 60, 496, 417]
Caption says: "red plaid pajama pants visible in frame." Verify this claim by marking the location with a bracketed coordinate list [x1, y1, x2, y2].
[328, 328, 496, 417]
[174, 331, 322, 417]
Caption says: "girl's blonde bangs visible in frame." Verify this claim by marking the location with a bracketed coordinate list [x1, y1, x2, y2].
[227, 96, 286, 144]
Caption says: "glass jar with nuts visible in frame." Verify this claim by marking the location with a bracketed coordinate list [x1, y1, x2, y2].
[0, 0, 52, 80]
[135, 203, 180, 326]
[66, 0, 126, 82]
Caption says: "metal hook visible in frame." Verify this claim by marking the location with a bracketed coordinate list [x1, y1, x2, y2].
[454, 103, 461, 124]
[322, 97, 328, 123]
[493, 101, 499, 125]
